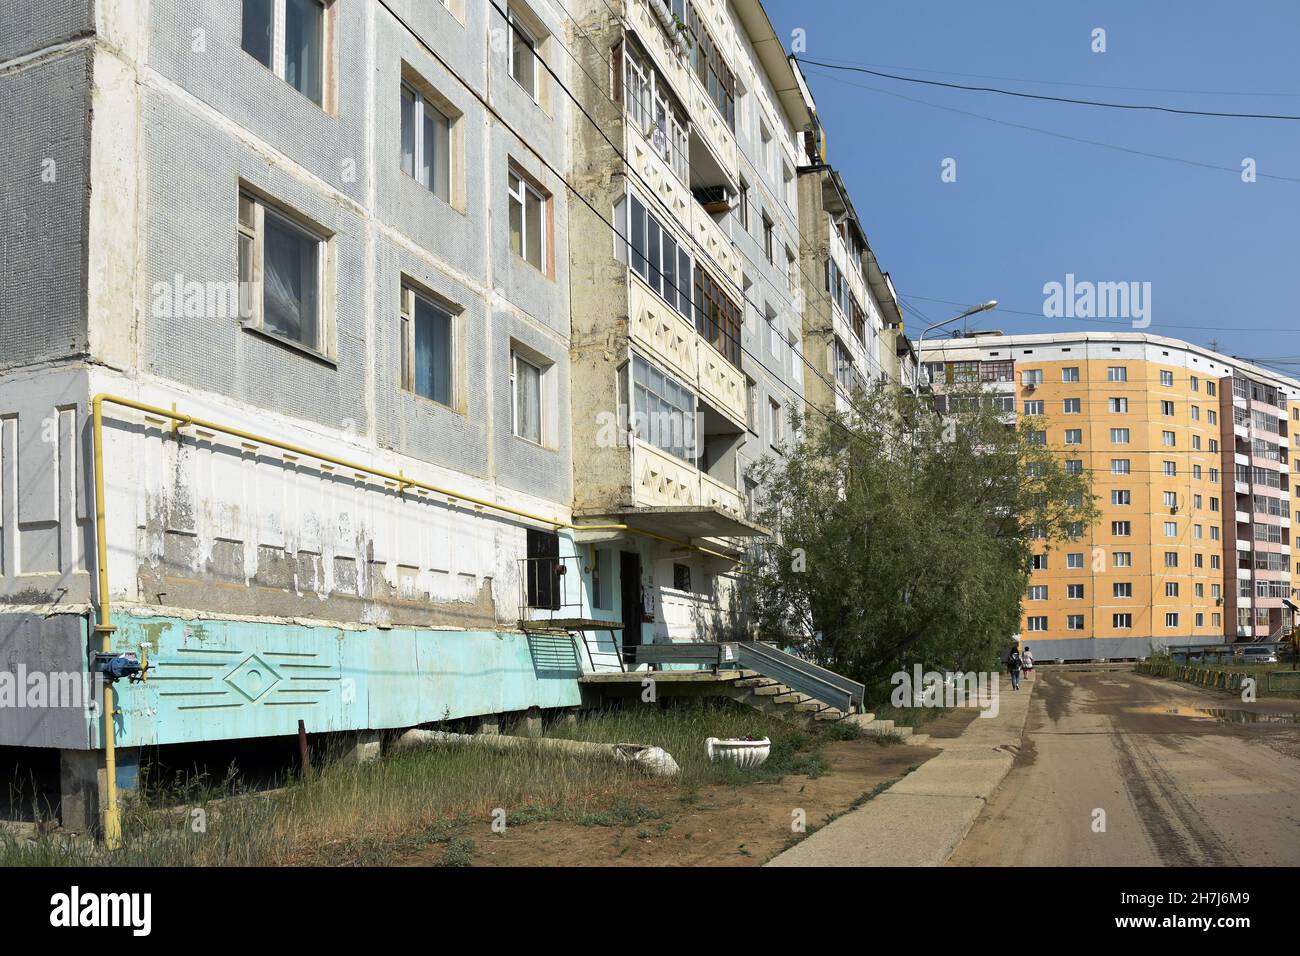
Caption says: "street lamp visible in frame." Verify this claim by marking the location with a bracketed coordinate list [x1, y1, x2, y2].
[912, 300, 999, 399]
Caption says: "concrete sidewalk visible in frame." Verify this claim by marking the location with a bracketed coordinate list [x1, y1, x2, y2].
[767, 672, 1035, 867]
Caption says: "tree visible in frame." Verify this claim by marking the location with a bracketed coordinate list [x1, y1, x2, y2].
[739, 384, 1098, 703]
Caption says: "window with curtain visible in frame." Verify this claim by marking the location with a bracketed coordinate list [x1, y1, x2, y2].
[513, 353, 543, 444]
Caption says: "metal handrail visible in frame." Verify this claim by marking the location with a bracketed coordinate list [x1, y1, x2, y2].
[737, 641, 865, 714]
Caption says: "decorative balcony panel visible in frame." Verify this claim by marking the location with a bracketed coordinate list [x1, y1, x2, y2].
[700, 471, 743, 518]
[697, 339, 747, 428]
[628, 276, 699, 386]
[634, 439, 701, 509]
[691, 201, 743, 290]
[626, 125, 692, 229]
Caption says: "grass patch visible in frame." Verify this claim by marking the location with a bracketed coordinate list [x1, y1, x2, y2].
[0, 700, 851, 867]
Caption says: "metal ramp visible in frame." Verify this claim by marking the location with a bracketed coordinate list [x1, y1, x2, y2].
[736, 642, 865, 716]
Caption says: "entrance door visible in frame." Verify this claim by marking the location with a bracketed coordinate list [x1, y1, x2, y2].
[620, 551, 642, 662]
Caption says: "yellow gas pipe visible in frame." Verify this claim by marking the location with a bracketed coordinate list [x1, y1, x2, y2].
[88, 393, 745, 844]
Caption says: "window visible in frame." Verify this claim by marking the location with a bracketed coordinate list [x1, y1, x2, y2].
[1112, 459, 1131, 475]
[624, 192, 692, 319]
[1112, 521, 1131, 536]
[512, 352, 544, 444]
[1112, 490, 1131, 505]
[1065, 460, 1083, 475]
[737, 179, 750, 230]
[1031, 554, 1048, 571]
[1163, 461, 1177, 477]
[1160, 370, 1174, 387]
[768, 397, 782, 446]
[1025, 400, 1044, 416]
[694, 265, 741, 367]
[1067, 615, 1085, 631]
[1111, 428, 1130, 444]
[1028, 430, 1047, 446]
[632, 354, 696, 463]
[508, 10, 539, 101]
[1063, 398, 1081, 414]
[1164, 552, 1179, 568]
[1113, 613, 1133, 630]
[1026, 617, 1048, 632]
[1067, 553, 1084, 569]
[680, 1, 735, 128]
[1022, 369, 1043, 386]
[1028, 585, 1048, 601]
[1164, 521, 1177, 537]
[1166, 582, 1180, 598]
[1065, 429, 1083, 445]
[1108, 366, 1127, 382]
[525, 528, 560, 609]
[788, 332, 801, 385]
[673, 562, 692, 592]
[591, 548, 611, 610]
[762, 214, 775, 264]
[239, 190, 328, 355]
[509, 167, 548, 272]
[1109, 397, 1128, 413]
[1162, 430, 1177, 447]
[242, 0, 327, 106]
[400, 82, 452, 202]
[1067, 584, 1085, 600]
[1165, 613, 1179, 628]
[1062, 367, 1080, 382]
[400, 285, 454, 406]
[1114, 552, 1132, 568]
[1114, 582, 1133, 598]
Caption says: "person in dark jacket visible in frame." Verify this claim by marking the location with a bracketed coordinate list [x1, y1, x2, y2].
[1007, 647, 1023, 691]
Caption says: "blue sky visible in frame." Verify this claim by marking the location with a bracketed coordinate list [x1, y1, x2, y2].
[764, 0, 1300, 374]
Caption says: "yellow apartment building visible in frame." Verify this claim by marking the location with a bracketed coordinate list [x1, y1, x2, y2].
[921, 332, 1300, 661]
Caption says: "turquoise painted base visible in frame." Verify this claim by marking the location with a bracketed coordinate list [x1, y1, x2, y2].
[95, 616, 584, 748]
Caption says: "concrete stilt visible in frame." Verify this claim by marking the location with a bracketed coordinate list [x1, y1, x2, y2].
[520, 706, 543, 736]
[59, 747, 140, 833]
[340, 730, 383, 763]
[476, 713, 500, 736]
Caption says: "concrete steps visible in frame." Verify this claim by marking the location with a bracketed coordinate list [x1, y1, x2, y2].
[725, 675, 850, 729]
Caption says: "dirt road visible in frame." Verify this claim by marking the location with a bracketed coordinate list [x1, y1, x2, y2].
[949, 667, 1300, 866]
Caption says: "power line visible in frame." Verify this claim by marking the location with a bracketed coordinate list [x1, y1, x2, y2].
[799, 55, 1300, 100]
[793, 56, 1300, 121]
[802, 66, 1300, 185]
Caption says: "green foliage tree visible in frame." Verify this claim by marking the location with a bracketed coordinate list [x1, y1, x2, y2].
[738, 384, 1098, 703]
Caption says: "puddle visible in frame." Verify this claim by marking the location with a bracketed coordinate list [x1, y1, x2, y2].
[1201, 708, 1300, 725]
[1126, 704, 1300, 724]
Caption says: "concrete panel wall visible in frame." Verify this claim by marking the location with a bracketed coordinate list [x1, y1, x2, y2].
[0, 368, 92, 603]
[0, 49, 91, 372]
[0, 612, 91, 750]
[0, 0, 93, 64]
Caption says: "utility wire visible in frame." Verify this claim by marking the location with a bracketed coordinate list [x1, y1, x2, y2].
[802, 67, 1300, 185]
[798, 55, 1300, 99]
[794, 56, 1300, 121]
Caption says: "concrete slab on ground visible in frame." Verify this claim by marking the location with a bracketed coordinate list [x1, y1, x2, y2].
[767, 673, 1035, 867]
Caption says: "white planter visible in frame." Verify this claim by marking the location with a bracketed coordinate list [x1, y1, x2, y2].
[705, 736, 771, 769]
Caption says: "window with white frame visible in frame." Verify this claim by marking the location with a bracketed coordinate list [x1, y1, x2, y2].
[511, 351, 545, 444]
[508, 8, 539, 101]
[632, 354, 696, 463]
[768, 397, 782, 446]
[242, 0, 328, 106]
[238, 190, 329, 355]
[509, 166, 548, 273]
[400, 284, 455, 407]
[400, 80, 452, 202]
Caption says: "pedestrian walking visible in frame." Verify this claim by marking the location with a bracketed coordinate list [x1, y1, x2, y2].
[1007, 647, 1022, 691]
[1022, 645, 1035, 681]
